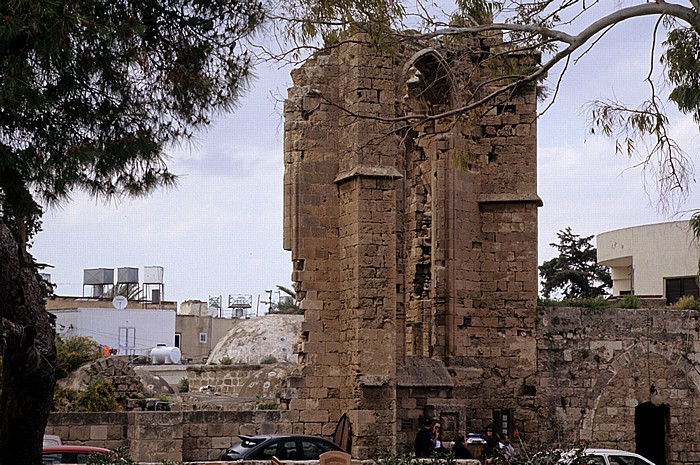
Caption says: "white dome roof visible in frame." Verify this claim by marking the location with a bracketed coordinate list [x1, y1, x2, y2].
[207, 314, 303, 365]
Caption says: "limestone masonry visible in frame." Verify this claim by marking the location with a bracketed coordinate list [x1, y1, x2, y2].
[281, 33, 540, 459]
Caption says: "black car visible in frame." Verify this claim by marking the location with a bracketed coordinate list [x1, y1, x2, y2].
[220, 434, 346, 461]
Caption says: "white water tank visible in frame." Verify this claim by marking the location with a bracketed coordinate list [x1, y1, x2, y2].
[150, 345, 181, 365]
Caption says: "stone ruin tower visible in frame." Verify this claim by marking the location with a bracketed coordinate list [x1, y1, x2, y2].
[282, 33, 541, 458]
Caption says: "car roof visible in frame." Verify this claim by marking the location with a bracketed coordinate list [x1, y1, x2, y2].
[43, 435, 63, 445]
[240, 434, 336, 441]
[585, 449, 642, 455]
[584, 449, 654, 463]
[42, 445, 110, 454]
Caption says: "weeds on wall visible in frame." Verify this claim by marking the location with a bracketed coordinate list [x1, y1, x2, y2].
[256, 401, 279, 410]
[538, 296, 608, 309]
[219, 355, 233, 365]
[673, 295, 700, 310]
[177, 377, 189, 392]
[618, 295, 641, 309]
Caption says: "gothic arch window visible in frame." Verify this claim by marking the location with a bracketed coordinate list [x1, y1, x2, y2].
[398, 48, 456, 357]
[399, 48, 456, 116]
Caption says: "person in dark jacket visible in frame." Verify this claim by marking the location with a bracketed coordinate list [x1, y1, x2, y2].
[451, 435, 474, 460]
[415, 418, 438, 458]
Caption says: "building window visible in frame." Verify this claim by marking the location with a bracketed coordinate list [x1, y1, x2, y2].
[493, 409, 512, 438]
[174, 333, 181, 348]
[666, 277, 699, 305]
[199, 332, 207, 344]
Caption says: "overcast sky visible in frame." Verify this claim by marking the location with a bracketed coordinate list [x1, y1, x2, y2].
[30, 7, 700, 308]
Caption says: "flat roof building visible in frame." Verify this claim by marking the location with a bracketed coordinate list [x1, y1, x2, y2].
[597, 220, 700, 303]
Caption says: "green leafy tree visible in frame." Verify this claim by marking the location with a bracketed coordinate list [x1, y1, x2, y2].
[539, 227, 612, 300]
[55, 335, 102, 380]
[0, 0, 263, 462]
[271, 0, 700, 209]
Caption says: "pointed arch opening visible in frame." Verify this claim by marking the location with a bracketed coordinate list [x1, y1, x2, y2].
[635, 401, 669, 465]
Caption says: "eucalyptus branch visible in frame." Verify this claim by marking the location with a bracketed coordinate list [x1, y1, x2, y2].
[416, 2, 697, 44]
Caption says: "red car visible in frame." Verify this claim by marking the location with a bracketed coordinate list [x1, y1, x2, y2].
[42, 445, 111, 464]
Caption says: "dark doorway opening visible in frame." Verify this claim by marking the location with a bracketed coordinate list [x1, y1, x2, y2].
[635, 402, 669, 465]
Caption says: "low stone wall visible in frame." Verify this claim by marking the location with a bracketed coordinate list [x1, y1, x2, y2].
[186, 364, 262, 395]
[46, 410, 283, 462]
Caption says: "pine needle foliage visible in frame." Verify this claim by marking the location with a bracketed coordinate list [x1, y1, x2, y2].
[539, 227, 612, 300]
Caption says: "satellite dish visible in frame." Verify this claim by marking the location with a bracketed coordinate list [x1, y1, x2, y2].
[112, 296, 128, 310]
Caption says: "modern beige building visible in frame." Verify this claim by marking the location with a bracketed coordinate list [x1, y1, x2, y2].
[597, 220, 700, 303]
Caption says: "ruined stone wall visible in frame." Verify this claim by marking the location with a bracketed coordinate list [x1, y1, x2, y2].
[538, 306, 700, 465]
[46, 410, 282, 462]
[282, 33, 541, 458]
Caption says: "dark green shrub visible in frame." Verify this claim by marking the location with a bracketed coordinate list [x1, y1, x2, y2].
[261, 356, 277, 364]
[53, 386, 79, 412]
[75, 378, 121, 412]
[56, 334, 102, 379]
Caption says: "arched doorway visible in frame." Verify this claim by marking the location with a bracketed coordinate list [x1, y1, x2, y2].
[635, 401, 669, 465]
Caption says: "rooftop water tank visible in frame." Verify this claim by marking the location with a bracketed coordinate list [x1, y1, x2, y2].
[83, 268, 114, 285]
[117, 267, 139, 284]
[143, 266, 164, 284]
[150, 345, 181, 365]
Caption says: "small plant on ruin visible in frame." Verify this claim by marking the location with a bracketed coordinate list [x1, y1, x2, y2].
[177, 377, 189, 393]
[220, 355, 233, 365]
[619, 295, 642, 309]
[256, 401, 279, 410]
[673, 295, 700, 310]
[261, 356, 278, 364]
[537, 297, 560, 308]
[561, 296, 609, 309]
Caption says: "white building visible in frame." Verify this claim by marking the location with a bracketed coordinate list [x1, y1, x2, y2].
[596, 220, 700, 303]
[49, 298, 176, 356]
